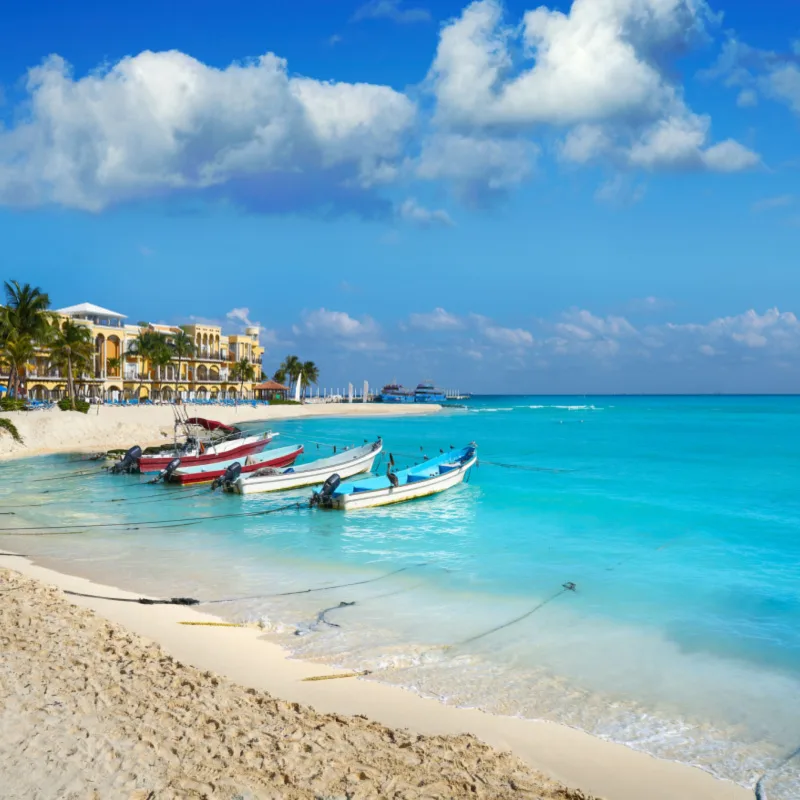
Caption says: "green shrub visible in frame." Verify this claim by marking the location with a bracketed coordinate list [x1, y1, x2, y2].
[0, 418, 23, 444]
[267, 398, 300, 405]
[58, 398, 90, 414]
[0, 397, 27, 412]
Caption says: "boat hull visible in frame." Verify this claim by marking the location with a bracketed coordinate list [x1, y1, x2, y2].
[168, 446, 303, 486]
[326, 454, 476, 510]
[138, 434, 271, 473]
[232, 447, 381, 495]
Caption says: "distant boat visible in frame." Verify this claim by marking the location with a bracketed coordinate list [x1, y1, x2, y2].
[312, 444, 477, 510]
[378, 382, 415, 403]
[414, 380, 447, 404]
[224, 440, 383, 495]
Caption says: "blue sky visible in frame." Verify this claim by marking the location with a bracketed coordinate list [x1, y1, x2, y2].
[1, 0, 798, 393]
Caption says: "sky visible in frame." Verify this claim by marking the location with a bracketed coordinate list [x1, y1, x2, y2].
[0, 0, 798, 394]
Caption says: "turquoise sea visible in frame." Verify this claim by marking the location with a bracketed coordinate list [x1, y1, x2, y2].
[2, 395, 800, 797]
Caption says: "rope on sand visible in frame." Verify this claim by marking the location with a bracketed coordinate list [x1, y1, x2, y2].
[302, 670, 372, 682]
[178, 621, 245, 627]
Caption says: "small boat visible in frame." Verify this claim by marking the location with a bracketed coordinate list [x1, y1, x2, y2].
[224, 440, 383, 495]
[138, 425, 274, 473]
[312, 444, 477, 510]
[167, 444, 304, 486]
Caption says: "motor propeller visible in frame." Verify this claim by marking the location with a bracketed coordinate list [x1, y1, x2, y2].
[310, 473, 341, 506]
[212, 461, 242, 491]
[110, 445, 142, 474]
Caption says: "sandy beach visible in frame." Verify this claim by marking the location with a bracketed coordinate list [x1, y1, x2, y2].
[0, 556, 751, 800]
[0, 402, 441, 460]
[0, 563, 590, 800]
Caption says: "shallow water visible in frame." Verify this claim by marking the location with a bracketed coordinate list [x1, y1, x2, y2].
[2, 396, 800, 797]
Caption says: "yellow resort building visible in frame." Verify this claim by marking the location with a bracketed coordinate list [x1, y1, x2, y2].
[24, 302, 264, 402]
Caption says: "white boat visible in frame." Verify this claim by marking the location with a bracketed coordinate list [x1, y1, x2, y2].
[314, 444, 477, 510]
[225, 440, 383, 495]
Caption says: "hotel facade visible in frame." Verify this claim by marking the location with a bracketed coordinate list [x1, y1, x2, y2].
[21, 302, 265, 402]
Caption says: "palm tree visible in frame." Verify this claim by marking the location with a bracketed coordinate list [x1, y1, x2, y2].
[2, 332, 36, 398]
[50, 320, 94, 404]
[170, 329, 195, 400]
[127, 329, 167, 399]
[231, 357, 256, 400]
[150, 343, 173, 400]
[2, 281, 53, 396]
[106, 357, 121, 377]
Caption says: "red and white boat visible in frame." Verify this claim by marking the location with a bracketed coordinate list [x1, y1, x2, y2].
[138, 418, 274, 473]
[167, 444, 304, 486]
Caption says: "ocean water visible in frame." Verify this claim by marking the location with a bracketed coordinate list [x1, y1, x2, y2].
[2, 395, 800, 797]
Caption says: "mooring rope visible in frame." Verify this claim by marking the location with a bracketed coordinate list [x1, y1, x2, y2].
[754, 744, 800, 799]
[41, 564, 426, 608]
[0, 488, 210, 509]
[0, 500, 305, 535]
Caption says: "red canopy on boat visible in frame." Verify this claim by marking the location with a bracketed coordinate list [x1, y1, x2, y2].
[184, 417, 238, 433]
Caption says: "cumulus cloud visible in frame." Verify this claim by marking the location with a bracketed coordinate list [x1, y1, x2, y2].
[408, 307, 464, 330]
[416, 134, 535, 205]
[428, 0, 756, 175]
[353, 0, 431, 23]
[0, 50, 415, 212]
[398, 198, 454, 227]
[430, 0, 711, 125]
[293, 308, 385, 351]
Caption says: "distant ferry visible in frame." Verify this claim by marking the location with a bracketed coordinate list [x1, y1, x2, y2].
[413, 381, 447, 403]
[378, 380, 447, 404]
[378, 383, 415, 403]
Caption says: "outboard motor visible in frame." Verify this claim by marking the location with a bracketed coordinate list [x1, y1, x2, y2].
[311, 473, 341, 507]
[212, 461, 242, 491]
[111, 445, 142, 474]
[150, 457, 181, 484]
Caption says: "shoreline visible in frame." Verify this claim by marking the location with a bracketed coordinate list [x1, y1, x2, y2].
[0, 552, 751, 800]
[0, 402, 443, 461]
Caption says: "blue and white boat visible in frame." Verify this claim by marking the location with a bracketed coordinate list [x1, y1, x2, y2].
[312, 444, 477, 510]
[414, 380, 447, 403]
[379, 382, 415, 403]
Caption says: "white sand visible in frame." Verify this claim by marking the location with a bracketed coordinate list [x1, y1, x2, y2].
[0, 556, 751, 800]
[0, 402, 441, 460]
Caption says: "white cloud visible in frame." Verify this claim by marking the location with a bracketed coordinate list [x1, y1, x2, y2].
[353, 0, 431, 23]
[430, 0, 718, 126]
[226, 307, 259, 330]
[408, 307, 464, 330]
[293, 308, 385, 351]
[595, 174, 646, 206]
[428, 0, 756, 176]
[0, 50, 415, 211]
[398, 198, 454, 227]
[665, 308, 800, 354]
[470, 313, 534, 348]
[416, 133, 535, 204]
[752, 195, 794, 213]
[627, 114, 759, 172]
[705, 37, 800, 118]
[736, 89, 758, 108]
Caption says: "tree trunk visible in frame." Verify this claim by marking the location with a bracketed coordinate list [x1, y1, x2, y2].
[176, 356, 181, 402]
[66, 352, 75, 407]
